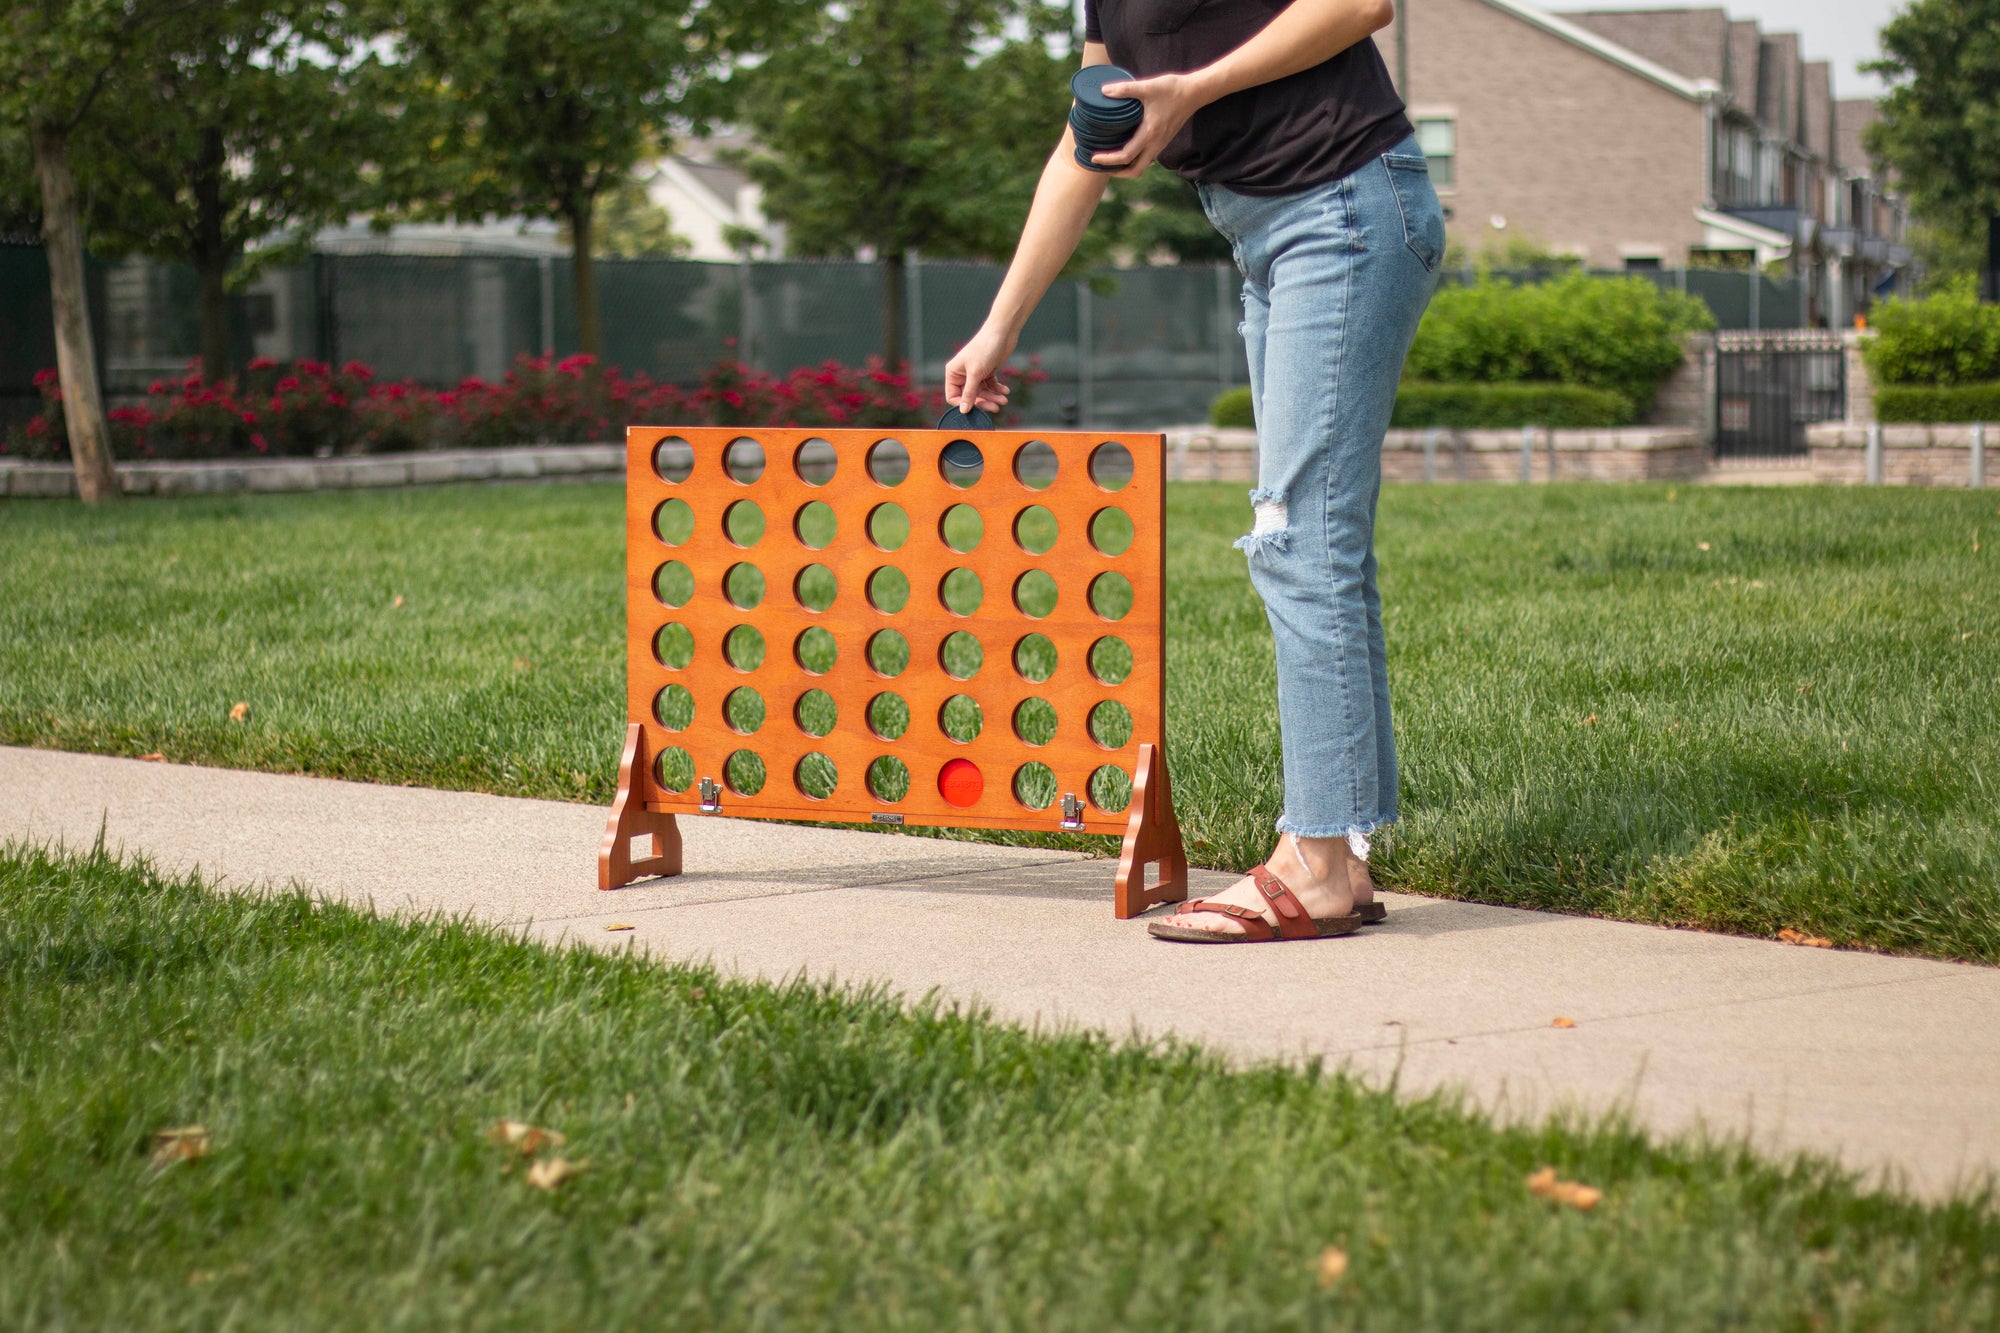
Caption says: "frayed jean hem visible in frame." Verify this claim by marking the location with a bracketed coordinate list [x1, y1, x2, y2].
[1273, 814, 1394, 839]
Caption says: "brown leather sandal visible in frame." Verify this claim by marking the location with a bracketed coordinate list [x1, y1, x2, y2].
[1147, 865, 1364, 944]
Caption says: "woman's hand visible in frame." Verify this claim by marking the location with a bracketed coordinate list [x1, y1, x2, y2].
[943, 324, 1018, 414]
[1090, 70, 1209, 177]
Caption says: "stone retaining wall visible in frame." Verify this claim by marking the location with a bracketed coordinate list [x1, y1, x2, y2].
[1163, 426, 1708, 483]
[1806, 423, 1991, 488]
[0, 444, 625, 498]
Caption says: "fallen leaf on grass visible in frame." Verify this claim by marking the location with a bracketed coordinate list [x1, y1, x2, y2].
[1580, 714, 1597, 726]
[1697, 541, 1711, 551]
[486, 1121, 566, 1155]
[1526, 1166, 1602, 1210]
[1777, 928, 1833, 948]
[512, 657, 535, 672]
[526, 1157, 587, 1191]
[392, 595, 405, 609]
[1797, 683, 1814, 695]
[139, 752, 165, 762]
[604, 923, 636, 932]
[1551, 1016, 1576, 1029]
[150, 1125, 210, 1168]
[228, 702, 249, 722]
[1315, 1246, 1349, 1289]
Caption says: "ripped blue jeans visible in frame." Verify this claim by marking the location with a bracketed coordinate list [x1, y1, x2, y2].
[1197, 134, 1443, 840]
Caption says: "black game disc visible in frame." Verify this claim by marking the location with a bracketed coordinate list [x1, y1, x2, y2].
[936, 405, 994, 433]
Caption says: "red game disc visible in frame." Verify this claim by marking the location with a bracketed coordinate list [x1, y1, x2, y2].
[938, 758, 984, 808]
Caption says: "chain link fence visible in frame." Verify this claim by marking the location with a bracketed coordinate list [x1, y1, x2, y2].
[4, 242, 1804, 434]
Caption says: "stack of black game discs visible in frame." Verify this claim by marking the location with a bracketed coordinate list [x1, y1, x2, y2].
[1069, 65, 1142, 172]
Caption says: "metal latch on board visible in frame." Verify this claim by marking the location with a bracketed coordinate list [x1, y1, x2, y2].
[1060, 793, 1085, 830]
[698, 777, 722, 813]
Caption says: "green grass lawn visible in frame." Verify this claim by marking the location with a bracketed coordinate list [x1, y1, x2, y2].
[1, 480, 1996, 962]
[4, 840, 1996, 1329]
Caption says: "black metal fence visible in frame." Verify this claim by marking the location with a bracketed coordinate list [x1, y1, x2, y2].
[1714, 330, 1847, 458]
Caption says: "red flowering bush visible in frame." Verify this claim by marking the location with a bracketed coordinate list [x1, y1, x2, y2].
[5, 351, 1045, 462]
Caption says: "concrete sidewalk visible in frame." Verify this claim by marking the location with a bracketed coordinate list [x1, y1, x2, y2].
[4, 745, 1996, 1200]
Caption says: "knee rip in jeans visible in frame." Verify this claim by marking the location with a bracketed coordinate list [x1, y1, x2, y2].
[1233, 487, 1290, 555]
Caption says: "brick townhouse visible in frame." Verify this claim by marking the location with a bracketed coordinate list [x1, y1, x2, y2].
[1378, 0, 1911, 325]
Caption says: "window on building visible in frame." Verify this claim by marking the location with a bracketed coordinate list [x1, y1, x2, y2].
[1623, 256, 1663, 271]
[1415, 117, 1456, 188]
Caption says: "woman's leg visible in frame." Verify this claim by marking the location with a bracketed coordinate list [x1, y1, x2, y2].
[1164, 148, 1442, 935]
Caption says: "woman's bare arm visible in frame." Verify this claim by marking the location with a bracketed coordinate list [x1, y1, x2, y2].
[945, 43, 1116, 413]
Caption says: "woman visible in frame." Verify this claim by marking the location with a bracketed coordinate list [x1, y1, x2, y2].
[945, 0, 1443, 943]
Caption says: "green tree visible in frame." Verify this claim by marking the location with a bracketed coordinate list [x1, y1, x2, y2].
[74, 2, 390, 381]
[1866, 0, 2000, 289]
[1, 0, 189, 501]
[375, 0, 774, 359]
[730, 0, 1076, 364]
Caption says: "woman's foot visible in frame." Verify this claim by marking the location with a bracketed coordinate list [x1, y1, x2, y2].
[1156, 833, 1374, 937]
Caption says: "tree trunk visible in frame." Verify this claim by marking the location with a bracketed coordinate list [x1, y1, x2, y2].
[30, 119, 118, 504]
[195, 128, 230, 382]
[571, 197, 602, 360]
[881, 250, 905, 370]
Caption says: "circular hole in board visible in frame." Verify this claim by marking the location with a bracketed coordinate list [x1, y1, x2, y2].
[723, 499, 765, 548]
[867, 566, 910, 614]
[1013, 570, 1058, 619]
[1089, 764, 1132, 813]
[939, 568, 983, 616]
[1088, 571, 1133, 622]
[867, 438, 911, 487]
[794, 626, 838, 675]
[1013, 633, 1058, 683]
[653, 561, 694, 609]
[795, 500, 838, 549]
[867, 755, 911, 803]
[1013, 697, 1057, 747]
[1088, 699, 1133, 749]
[1089, 441, 1134, 492]
[724, 749, 767, 796]
[866, 629, 910, 678]
[1013, 505, 1058, 556]
[867, 692, 910, 741]
[795, 564, 837, 613]
[940, 630, 983, 680]
[724, 624, 766, 672]
[795, 688, 837, 738]
[1089, 507, 1134, 557]
[1013, 440, 1059, 491]
[1013, 761, 1057, 811]
[939, 694, 983, 743]
[654, 622, 694, 670]
[654, 683, 694, 732]
[655, 746, 694, 793]
[938, 757, 984, 808]
[723, 562, 766, 610]
[1088, 636, 1132, 685]
[723, 686, 766, 735]
[795, 752, 838, 800]
[724, 437, 766, 483]
[940, 503, 983, 553]
[653, 497, 694, 546]
[940, 439, 985, 488]
[653, 436, 694, 484]
[794, 437, 838, 485]
[867, 502, 911, 551]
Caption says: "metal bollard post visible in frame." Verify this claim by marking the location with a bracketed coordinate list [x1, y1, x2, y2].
[1454, 428, 1466, 480]
[1973, 422, 1987, 490]
[1424, 427, 1439, 482]
[1520, 424, 1535, 483]
[1546, 425, 1558, 482]
[1866, 422, 1883, 485]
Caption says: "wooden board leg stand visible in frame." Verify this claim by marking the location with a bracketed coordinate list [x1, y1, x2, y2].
[599, 723, 683, 890]
[1113, 742, 1188, 918]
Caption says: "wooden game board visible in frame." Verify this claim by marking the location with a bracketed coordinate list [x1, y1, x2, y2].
[600, 426, 1187, 918]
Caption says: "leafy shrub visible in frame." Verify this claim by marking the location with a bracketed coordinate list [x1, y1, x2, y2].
[1863, 278, 2000, 386]
[1391, 382, 1633, 428]
[1874, 382, 2000, 423]
[4, 354, 1044, 462]
[1210, 386, 1253, 428]
[1404, 273, 1712, 411]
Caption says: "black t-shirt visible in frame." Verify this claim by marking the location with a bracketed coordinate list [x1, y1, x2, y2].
[1082, 0, 1412, 196]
